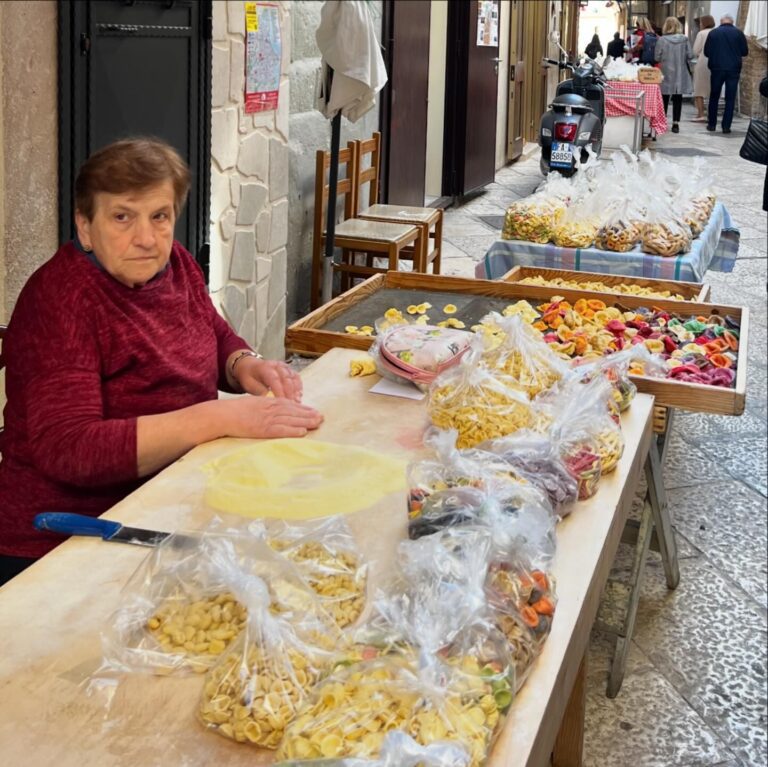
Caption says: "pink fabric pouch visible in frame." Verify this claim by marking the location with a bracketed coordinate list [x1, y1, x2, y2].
[376, 325, 473, 388]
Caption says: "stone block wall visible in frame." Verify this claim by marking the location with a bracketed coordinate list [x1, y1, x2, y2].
[0, 1, 58, 322]
[210, 0, 291, 359]
[736, 1, 767, 118]
[286, 0, 382, 321]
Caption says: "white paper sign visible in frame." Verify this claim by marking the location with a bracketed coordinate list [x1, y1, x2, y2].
[369, 378, 426, 401]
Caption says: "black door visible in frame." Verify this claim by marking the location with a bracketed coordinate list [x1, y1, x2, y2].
[380, 0, 431, 206]
[58, 0, 212, 276]
[443, 0, 500, 198]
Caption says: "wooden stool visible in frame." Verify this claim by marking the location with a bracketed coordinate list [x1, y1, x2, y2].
[358, 203, 443, 275]
[331, 217, 423, 287]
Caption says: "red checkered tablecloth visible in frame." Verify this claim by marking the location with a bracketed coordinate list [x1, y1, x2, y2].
[604, 81, 668, 135]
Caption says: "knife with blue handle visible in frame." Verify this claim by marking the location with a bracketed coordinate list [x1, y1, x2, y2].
[34, 512, 172, 547]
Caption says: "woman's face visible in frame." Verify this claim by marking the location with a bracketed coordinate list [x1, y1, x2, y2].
[75, 181, 176, 288]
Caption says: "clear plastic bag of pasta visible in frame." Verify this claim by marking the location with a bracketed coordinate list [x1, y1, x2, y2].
[682, 191, 716, 237]
[252, 516, 368, 630]
[275, 730, 471, 766]
[275, 655, 498, 766]
[484, 563, 555, 691]
[502, 194, 564, 244]
[595, 197, 644, 252]
[641, 198, 691, 257]
[478, 431, 578, 516]
[478, 312, 570, 399]
[428, 345, 534, 449]
[101, 530, 263, 676]
[373, 525, 493, 652]
[571, 345, 665, 414]
[551, 197, 600, 248]
[406, 428, 521, 535]
[438, 617, 516, 717]
[550, 377, 624, 487]
[199, 539, 344, 748]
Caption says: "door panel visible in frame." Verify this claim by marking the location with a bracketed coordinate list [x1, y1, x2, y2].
[463, 0, 499, 193]
[380, 0, 431, 206]
[507, 0, 525, 161]
[59, 0, 211, 274]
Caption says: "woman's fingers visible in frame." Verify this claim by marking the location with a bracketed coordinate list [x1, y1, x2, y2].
[229, 396, 323, 439]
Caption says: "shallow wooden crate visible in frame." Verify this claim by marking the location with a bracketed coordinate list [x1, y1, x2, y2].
[285, 272, 747, 416]
[502, 265, 710, 302]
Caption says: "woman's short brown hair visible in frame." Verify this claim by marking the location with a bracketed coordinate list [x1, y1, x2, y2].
[662, 16, 683, 35]
[699, 14, 715, 30]
[75, 137, 191, 220]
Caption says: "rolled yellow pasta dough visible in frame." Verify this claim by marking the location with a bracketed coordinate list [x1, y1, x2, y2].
[203, 440, 406, 519]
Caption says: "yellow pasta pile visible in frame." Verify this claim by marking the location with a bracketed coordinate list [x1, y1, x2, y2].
[518, 275, 687, 301]
[268, 539, 366, 629]
[200, 643, 319, 748]
[276, 660, 496, 765]
[428, 373, 533, 449]
[147, 592, 247, 665]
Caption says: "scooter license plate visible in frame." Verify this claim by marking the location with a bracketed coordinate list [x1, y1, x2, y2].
[550, 142, 574, 168]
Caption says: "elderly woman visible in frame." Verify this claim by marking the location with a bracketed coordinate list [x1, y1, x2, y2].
[0, 138, 322, 584]
[655, 17, 694, 134]
[692, 15, 716, 121]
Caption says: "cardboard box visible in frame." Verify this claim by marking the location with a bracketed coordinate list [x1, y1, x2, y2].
[638, 67, 663, 84]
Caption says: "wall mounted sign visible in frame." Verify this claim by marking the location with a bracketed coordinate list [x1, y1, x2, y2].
[476, 0, 499, 47]
[245, 1, 281, 113]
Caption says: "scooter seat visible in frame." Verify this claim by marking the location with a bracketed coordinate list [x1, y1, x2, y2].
[551, 93, 592, 114]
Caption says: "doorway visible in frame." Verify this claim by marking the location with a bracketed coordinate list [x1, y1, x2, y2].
[58, 0, 212, 276]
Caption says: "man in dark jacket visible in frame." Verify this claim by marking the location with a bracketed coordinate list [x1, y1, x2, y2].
[607, 32, 626, 59]
[704, 14, 748, 133]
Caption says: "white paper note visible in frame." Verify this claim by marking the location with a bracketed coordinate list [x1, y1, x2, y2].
[368, 378, 426, 401]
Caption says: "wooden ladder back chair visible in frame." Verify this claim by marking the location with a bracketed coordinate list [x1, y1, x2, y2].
[310, 143, 358, 310]
[310, 144, 422, 309]
[354, 132, 443, 276]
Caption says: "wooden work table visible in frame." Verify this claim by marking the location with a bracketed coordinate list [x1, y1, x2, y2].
[0, 348, 654, 767]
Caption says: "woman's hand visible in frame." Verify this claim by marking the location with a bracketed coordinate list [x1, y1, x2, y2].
[233, 356, 303, 402]
[136, 395, 323, 476]
[221, 396, 323, 439]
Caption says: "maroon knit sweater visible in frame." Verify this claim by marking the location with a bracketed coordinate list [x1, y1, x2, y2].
[0, 241, 248, 558]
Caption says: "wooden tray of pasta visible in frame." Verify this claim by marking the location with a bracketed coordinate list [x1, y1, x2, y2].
[502, 265, 711, 302]
[285, 272, 747, 416]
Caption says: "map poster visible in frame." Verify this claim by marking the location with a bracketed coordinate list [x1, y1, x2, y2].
[245, 2, 281, 113]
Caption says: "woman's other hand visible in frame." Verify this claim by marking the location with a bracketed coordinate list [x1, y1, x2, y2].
[233, 356, 303, 402]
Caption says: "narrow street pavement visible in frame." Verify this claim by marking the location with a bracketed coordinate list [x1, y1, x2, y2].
[441, 103, 767, 767]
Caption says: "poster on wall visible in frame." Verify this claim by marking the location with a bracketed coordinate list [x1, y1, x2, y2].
[244, 1, 282, 113]
[476, 0, 499, 47]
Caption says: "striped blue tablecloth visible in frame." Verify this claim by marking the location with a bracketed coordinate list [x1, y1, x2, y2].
[476, 202, 739, 283]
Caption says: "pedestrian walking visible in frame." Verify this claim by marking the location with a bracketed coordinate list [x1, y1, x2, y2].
[692, 15, 716, 122]
[585, 34, 603, 60]
[606, 32, 626, 60]
[655, 17, 694, 134]
[631, 18, 657, 64]
[704, 14, 749, 134]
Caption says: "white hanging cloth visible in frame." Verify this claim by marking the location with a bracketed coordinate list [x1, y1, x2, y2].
[315, 0, 388, 123]
[744, 1, 767, 49]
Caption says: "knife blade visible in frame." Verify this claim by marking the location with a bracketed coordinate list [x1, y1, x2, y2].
[34, 512, 172, 548]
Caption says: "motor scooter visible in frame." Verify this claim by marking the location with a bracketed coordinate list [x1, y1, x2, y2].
[539, 53, 608, 176]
